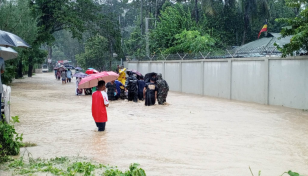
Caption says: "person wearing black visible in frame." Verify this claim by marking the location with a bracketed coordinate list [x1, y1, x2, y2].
[125, 72, 138, 102]
[137, 76, 145, 101]
[106, 80, 117, 100]
[143, 76, 158, 106]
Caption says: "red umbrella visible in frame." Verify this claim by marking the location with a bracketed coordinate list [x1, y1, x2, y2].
[85, 69, 99, 75]
[78, 72, 119, 89]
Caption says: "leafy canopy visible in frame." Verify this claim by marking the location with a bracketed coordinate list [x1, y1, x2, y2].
[275, 0, 308, 57]
[165, 30, 215, 54]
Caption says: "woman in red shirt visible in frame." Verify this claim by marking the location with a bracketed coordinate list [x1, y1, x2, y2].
[92, 80, 109, 131]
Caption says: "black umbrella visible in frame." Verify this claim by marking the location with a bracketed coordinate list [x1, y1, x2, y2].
[144, 72, 157, 83]
[0, 30, 30, 48]
[5, 31, 30, 48]
[0, 30, 15, 47]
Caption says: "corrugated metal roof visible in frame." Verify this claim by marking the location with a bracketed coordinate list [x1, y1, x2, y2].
[232, 33, 292, 56]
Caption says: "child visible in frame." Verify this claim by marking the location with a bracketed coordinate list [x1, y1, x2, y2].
[92, 80, 109, 131]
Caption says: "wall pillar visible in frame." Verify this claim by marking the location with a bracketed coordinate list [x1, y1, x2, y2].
[264, 58, 269, 105]
[201, 61, 204, 95]
[179, 61, 182, 92]
[228, 59, 232, 100]
[162, 61, 165, 79]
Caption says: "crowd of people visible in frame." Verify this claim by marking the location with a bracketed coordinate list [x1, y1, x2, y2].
[53, 65, 170, 132]
[54, 68, 73, 84]
[90, 66, 170, 132]
[72, 65, 169, 107]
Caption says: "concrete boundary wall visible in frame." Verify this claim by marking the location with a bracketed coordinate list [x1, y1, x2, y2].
[125, 56, 308, 109]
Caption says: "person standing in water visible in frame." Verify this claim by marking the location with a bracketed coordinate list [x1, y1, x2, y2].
[137, 76, 145, 101]
[76, 77, 82, 95]
[66, 69, 72, 83]
[143, 75, 158, 106]
[61, 71, 67, 84]
[156, 73, 169, 105]
[125, 72, 138, 102]
[106, 80, 117, 101]
[92, 80, 109, 131]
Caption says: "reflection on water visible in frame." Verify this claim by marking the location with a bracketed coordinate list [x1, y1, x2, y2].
[7, 73, 308, 175]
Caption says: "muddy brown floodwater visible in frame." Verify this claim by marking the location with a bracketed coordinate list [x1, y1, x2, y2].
[2, 73, 308, 175]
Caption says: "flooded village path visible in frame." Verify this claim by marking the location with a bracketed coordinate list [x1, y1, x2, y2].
[5, 73, 308, 175]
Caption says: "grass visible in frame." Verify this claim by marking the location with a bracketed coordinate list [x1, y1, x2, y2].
[20, 142, 37, 148]
[1, 149, 146, 176]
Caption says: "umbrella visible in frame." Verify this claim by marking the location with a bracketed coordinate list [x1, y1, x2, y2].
[127, 69, 142, 76]
[85, 69, 99, 74]
[4, 31, 30, 48]
[78, 72, 119, 89]
[73, 72, 88, 78]
[0, 30, 30, 48]
[144, 72, 157, 83]
[75, 67, 82, 70]
[0, 31, 15, 47]
[0, 47, 18, 61]
[57, 67, 67, 72]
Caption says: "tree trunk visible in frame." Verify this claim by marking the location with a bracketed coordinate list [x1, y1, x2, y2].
[241, 30, 246, 45]
[17, 57, 23, 78]
[140, 0, 143, 35]
[28, 56, 33, 77]
[194, 0, 199, 23]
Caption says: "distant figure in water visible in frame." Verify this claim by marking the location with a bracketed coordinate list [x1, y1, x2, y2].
[156, 73, 169, 105]
[56, 70, 61, 80]
[61, 71, 67, 84]
[66, 69, 72, 83]
[143, 75, 158, 106]
[137, 76, 145, 101]
[92, 80, 109, 131]
[76, 77, 82, 95]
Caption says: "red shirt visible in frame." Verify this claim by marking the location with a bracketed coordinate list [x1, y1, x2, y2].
[92, 91, 109, 122]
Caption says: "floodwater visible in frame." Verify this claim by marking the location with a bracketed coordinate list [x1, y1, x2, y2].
[4, 73, 308, 175]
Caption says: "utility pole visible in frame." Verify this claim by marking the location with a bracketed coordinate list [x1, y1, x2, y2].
[145, 17, 156, 57]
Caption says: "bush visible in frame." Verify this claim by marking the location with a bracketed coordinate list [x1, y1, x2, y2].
[0, 116, 23, 163]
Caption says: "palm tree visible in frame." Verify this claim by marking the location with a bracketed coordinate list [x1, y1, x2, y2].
[239, 0, 270, 44]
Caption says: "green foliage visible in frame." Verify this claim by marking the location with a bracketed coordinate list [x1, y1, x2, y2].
[281, 170, 303, 176]
[150, 3, 200, 53]
[0, 116, 23, 163]
[76, 35, 111, 71]
[165, 30, 215, 54]
[123, 27, 146, 59]
[5, 155, 146, 176]
[275, 0, 308, 57]
[104, 163, 146, 176]
[29, 0, 100, 44]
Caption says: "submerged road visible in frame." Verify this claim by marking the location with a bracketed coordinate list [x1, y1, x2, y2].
[5, 73, 308, 175]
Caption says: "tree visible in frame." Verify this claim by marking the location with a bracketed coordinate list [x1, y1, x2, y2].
[150, 4, 199, 53]
[76, 35, 111, 71]
[0, 0, 45, 82]
[275, 0, 308, 57]
[165, 30, 215, 53]
[29, 0, 100, 43]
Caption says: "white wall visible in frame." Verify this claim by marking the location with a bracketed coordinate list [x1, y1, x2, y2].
[126, 57, 308, 109]
[231, 60, 266, 104]
[165, 62, 181, 92]
[182, 62, 203, 95]
[269, 59, 308, 109]
[203, 61, 229, 99]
